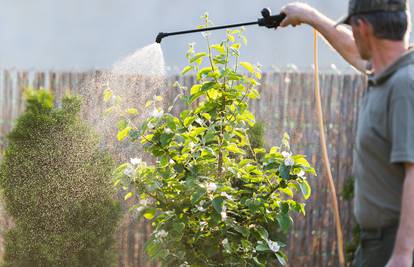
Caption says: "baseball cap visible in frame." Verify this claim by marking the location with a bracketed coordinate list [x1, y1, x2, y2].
[336, 0, 407, 26]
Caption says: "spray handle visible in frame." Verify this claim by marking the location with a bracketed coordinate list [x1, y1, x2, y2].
[258, 8, 286, 29]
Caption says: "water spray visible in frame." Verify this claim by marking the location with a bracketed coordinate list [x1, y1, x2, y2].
[155, 8, 345, 266]
[156, 8, 286, 43]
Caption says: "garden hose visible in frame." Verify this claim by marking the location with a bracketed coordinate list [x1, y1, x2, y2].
[313, 29, 345, 266]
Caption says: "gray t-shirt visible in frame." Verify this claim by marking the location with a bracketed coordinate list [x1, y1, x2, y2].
[354, 48, 414, 229]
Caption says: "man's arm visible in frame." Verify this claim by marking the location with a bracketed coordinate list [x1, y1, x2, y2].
[280, 2, 367, 72]
[386, 163, 414, 267]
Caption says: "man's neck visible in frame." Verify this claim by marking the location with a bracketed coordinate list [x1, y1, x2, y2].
[370, 40, 408, 74]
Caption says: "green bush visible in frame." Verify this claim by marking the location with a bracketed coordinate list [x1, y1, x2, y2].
[109, 14, 315, 267]
[0, 89, 122, 267]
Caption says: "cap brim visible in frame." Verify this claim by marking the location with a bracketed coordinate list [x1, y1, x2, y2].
[335, 14, 351, 27]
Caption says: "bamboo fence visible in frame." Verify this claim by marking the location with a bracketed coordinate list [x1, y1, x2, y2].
[0, 70, 366, 267]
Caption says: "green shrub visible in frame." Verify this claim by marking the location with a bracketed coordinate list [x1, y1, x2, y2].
[0, 89, 122, 267]
[109, 15, 315, 267]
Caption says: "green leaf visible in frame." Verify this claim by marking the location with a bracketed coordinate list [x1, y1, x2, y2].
[201, 81, 216, 92]
[160, 133, 174, 147]
[145, 239, 162, 258]
[191, 187, 207, 204]
[279, 165, 291, 180]
[183, 116, 195, 127]
[279, 187, 294, 197]
[124, 192, 134, 200]
[190, 52, 207, 63]
[201, 113, 211, 121]
[197, 67, 213, 80]
[277, 214, 292, 232]
[145, 100, 153, 108]
[189, 127, 207, 137]
[212, 197, 224, 214]
[211, 44, 225, 53]
[240, 62, 255, 73]
[255, 243, 269, 252]
[103, 89, 113, 103]
[256, 226, 269, 240]
[159, 155, 169, 167]
[253, 257, 265, 267]
[181, 65, 194, 75]
[117, 126, 132, 141]
[143, 208, 156, 220]
[298, 179, 311, 200]
[190, 84, 202, 95]
[189, 92, 204, 104]
[227, 143, 245, 154]
[276, 251, 288, 266]
[117, 119, 128, 131]
[254, 148, 266, 154]
[173, 222, 185, 233]
[231, 43, 241, 49]
[141, 134, 154, 144]
[241, 35, 248, 45]
[113, 178, 121, 187]
[126, 108, 139, 115]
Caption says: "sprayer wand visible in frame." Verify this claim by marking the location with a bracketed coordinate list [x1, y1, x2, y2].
[156, 8, 286, 43]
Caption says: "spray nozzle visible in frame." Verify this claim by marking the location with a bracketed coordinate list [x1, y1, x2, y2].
[156, 32, 165, 43]
[258, 8, 286, 29]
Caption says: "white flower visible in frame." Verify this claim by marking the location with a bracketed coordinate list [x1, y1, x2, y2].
[267, 240, 280, 253]
[169, 159, 175, 164]
[130, 157, 142, 165]
[196, 200, 206, 212]
[220, 205, 227, 221]
[189, 142, 196, 150]
[281, 151, 294, 166]
[179, 262, 190, 267]
[284, 157, 295, 166]
[195, 118, 204, 125]
[199, 221, 207, 227]
[147, 122, 155, 129]
[151, 108, 164, 118]
[207, 183, 217, 192]
[220, 192, 233, 200]
[155, 229, 168, 239]
[298, 170, 306, 178]
[164, 127, 173, 134]
[222, 238, 229, 246]
[281, 151, 292, 158]
[123, 165, 135, 177]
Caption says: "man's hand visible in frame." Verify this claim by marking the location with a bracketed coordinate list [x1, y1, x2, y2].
[385, 252, 413, 267]
[280, 2, 316, 27]
[278, 2, 367, 72]
[386, 163, 414, 267]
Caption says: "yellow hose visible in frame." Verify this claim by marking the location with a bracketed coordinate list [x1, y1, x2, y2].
[313, 29, 345, 266]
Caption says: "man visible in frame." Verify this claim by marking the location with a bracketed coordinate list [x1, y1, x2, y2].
[279, 1, 414, 266]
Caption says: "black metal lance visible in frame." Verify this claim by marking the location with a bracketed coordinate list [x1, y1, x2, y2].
[156, 8, 286, 43]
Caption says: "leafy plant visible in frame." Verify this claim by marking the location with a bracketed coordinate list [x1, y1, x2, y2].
[0, 89, 122, 267]
[109, 14, 315, 267]
[341, 176, 360, 265]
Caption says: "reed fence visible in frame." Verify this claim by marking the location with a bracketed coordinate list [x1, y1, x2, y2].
[0, 70, 365, 267]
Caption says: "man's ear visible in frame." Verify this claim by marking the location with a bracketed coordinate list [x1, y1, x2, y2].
[358, 18, 374, 37]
